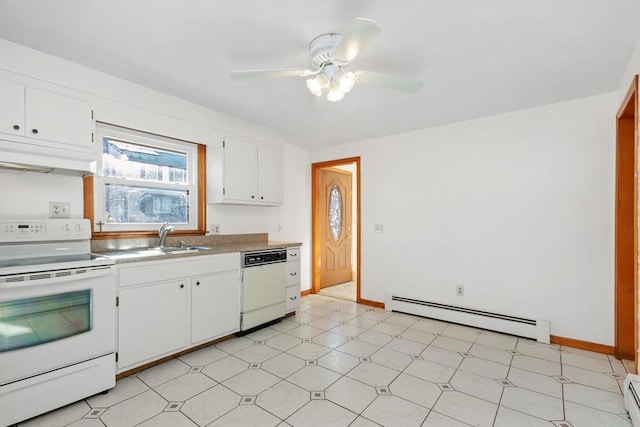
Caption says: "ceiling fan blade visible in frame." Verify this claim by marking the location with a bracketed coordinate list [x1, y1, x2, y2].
[356, 71, 423, 93]
[333, 18, 383, 64]
[230, 68, 314, 78]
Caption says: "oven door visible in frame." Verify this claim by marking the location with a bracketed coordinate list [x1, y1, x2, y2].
[0, 265, 116, 385]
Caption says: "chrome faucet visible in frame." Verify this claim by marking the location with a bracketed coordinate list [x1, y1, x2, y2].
[158, 222, 175, 248]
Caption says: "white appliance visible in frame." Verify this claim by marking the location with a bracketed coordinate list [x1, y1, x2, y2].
[625, 374, 640, 426]
[0, 218, 116, 427]
[240, 249, 286, 331]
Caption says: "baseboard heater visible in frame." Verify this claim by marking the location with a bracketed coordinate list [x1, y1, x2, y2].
[385, 294, 550, 344]
[624, 374, 640, 426]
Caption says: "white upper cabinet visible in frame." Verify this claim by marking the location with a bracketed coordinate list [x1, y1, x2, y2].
[0, 76, 94, 153]
[257, 144, 284, 204]
[208, 135, 284, 206]
[0, 80, 25, 137]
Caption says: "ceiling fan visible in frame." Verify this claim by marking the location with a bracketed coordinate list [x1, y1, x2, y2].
[230, 18, 423, 102]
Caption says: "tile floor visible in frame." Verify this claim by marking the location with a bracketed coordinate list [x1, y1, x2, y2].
[319, 281, 356, 301]
[16, 294, 634, 427]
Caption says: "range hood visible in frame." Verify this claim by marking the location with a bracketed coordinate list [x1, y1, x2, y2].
[0, 150, 96, 176]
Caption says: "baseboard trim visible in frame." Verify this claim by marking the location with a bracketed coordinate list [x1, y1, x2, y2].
[301, 289, 311, 297]
[550, 335, 615, 355]
[358, 298, 385, 309]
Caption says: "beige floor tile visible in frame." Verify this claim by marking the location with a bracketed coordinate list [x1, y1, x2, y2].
[362, 395, 430, 427]
[286, 400, 357, 427]
[325, 376, 377, 413]
[201, 355, 249, 382]
[222, 369, 281, 396]
[450, 369, 504, 403]
[154, 372, 216, 402]
[389, 372, 442, 409]
[256, 381, 310, 419]
[500, 387, 563, 420]
[181, 384, 240, 426]
[207, 404, 281, 427]
[136, 411, 198, 427]
[100, 390, 166, 427]
[286, 364, 342, 391]
[433, 391, 498, 426]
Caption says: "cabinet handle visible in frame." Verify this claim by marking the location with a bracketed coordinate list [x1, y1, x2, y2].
[196, 281, 200, 286]
[290, 253, 298, 257]
[289, 272, 297, 276]
[251, 195, 255, 199]
[31, 128, 39, 134]
[260, 196, 264, 200]
[180, 284, 185, 289]
[289, 296, 297, 300]
[12, 124, 20, 130]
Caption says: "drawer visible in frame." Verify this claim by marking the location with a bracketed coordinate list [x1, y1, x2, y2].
[285, 285, 300, 312]
[287, 247, 300, 261]
[286, 261, 300, 286]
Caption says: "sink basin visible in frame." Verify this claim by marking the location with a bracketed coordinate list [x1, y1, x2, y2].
[162, 246, 212, 253]
[129, 246, 212, 256]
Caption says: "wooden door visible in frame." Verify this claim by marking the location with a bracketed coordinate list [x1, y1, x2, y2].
[615, 74, 638, 368]
[319, 168, 353, 288]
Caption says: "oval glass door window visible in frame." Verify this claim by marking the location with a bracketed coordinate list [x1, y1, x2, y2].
[328, 184, 342, 241]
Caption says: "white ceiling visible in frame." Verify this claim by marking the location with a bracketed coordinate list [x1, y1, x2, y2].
[0, 0, 639, 149]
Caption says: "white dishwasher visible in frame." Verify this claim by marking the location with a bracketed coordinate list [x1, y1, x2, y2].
[241, 249, 287, 331]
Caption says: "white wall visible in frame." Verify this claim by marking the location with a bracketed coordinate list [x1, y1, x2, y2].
[311, 93, 617, 345]
[0, 39, 311, 289]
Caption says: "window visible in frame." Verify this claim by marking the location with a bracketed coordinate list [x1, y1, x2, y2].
[89, 123, 204, 234]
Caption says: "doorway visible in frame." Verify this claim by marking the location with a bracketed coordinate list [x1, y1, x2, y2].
[615, 75, 638, 372]
[312, 157, 360, 302]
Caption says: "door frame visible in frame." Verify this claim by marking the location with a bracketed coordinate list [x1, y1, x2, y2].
[311, 157, 361, 301]
[615, 74, 638, 370]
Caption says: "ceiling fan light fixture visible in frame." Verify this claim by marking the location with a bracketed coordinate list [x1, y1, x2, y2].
[327, 86, 345, 102]
[306, 78, 323, 96]
[338, 72, 356, 93]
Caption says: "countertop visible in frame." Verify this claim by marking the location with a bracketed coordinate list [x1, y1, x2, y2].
[92, 233, 301, 264]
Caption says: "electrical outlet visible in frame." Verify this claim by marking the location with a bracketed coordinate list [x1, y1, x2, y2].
[49, 202, 71, 218]
[456, 284, 464, 296]
[374, 224, 384, 233]
[278, 223, 284, 233]
[210, 224, 220, 235]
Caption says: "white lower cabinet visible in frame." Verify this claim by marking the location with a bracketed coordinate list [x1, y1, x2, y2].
[116, 253, 240, 372]
[191, 271, 239, 345]
[118, 280, 188, 369]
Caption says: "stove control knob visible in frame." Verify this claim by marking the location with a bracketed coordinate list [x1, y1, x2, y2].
[75, 223, 83, 231]
[63, 224, 71, 232]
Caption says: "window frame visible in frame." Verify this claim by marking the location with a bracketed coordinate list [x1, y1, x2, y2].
[85, 123, 206, 239]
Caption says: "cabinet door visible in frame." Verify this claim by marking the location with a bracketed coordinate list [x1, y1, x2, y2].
[0, 80, 25, 137]
[257, 145, 283, 205]
[191, 271, 240, 344]
[118, 280, 188, 369]
[223, 137, 258, 202]
[285, 285, 301, 312]
[25, 87, 93, 149]
[286, 261, 300, 287]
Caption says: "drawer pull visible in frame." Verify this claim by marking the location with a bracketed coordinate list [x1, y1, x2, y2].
[13, 124, 20, 130]
[196, 281, 200, 286]
[31, 128, 39, 134]
[180, 284, 184, 289]
[289, 272, 297, 276]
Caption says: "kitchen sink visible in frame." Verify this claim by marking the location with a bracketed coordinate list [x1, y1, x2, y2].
[130, 246, 212, 256]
